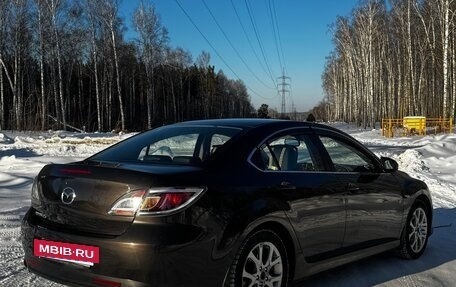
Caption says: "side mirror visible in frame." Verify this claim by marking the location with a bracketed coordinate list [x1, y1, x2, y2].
[381, 157, 398, 172]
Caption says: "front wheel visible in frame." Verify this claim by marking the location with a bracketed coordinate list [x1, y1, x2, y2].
[228, 230, 289, 287]
[399, 201, 430, 259]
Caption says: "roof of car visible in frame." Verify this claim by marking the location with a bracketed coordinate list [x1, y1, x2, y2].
[172, 118, 316, 129]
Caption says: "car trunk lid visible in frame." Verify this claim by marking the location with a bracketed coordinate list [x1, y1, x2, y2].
[32, 163, 197, 236]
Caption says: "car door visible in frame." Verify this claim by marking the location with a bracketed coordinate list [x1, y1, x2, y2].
[314, 130, 404, 249]
[250, 129, 346, 261]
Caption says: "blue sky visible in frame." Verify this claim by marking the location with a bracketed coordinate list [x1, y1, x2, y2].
[119, 0, 359, 112]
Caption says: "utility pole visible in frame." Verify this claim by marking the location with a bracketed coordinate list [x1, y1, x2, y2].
[277, 70, 290, 117]
[291, 101, 297, 120]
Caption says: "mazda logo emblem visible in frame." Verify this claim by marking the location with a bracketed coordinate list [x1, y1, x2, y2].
[61, 187, 76, 205]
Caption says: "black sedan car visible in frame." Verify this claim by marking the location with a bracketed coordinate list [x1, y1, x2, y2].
[21, 119, 432, 287]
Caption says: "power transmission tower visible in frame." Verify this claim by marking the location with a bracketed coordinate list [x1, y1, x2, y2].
[277, 71, 290, 116]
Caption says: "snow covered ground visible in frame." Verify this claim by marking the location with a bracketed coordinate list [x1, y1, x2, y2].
[0, 125, 455, 286]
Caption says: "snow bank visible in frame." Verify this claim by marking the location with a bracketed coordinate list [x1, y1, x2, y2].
[0, 133, 13, 144]
[0, 131, 128, 158]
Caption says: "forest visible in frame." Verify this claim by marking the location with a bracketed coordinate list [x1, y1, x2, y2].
[321, 0, 456, 128]
[0, 0, 254, 132]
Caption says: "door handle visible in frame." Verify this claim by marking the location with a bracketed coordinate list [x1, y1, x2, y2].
[279, 181, 296, 190]
[345, 183, 360, 192]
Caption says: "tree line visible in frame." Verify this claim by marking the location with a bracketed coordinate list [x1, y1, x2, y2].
[321, 0, 456, 128]
[0, 0, 254, 132]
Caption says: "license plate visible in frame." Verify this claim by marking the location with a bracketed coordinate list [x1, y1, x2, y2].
[34, 239, 100, 266]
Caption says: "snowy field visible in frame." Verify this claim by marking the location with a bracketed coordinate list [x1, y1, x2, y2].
[0, 124, 455, 286]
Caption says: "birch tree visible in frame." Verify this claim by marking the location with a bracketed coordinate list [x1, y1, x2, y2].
[42, 0, 67, 129]
[0, 0, 254, 131]
[0, 0, 8, 130]
[436, 0, 455, 118]
[99, 0, 125, 131]
[0, 0, 30, 130]
[36, 0, 49, 130]
[322, 0, 456, 126]
[133, 1, 168, 129]
[86, 0, 102, 131]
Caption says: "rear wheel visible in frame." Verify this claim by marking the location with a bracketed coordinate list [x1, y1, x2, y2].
[229, 230, 289, 287]
[399, 201, 430, 259]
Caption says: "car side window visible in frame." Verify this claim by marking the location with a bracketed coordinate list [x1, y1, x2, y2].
[251, 134, 322, 171]
[138, 134, 199, 162]
[210, 134, 231, 154]
[319, 136, 376, 172]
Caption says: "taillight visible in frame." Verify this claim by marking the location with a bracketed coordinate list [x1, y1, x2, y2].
[31, 177, 40, 205]
[108, 190, 147, 216]
[108, 187, 205, 216]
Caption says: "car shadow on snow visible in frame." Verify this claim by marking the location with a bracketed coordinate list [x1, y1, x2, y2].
[292, 207, 456, 287]
[0, 174, 34, 190]
[0, 148, 41, 158]
[366, 144, 424, 151]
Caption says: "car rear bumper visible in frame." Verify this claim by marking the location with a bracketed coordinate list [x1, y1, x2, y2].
[21, 208, 228, 287]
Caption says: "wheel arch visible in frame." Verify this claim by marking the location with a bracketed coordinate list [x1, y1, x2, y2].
[403, 187, 433, 233]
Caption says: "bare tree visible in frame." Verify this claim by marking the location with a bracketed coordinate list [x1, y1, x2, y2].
[196, 51, 211, 69]
[42, 0, 67, 129]
[86, 0, 102, 131]
[0, 0, 8, 130]
[437, 0, 454, 118]
[99, 0, 125, 131]
[35, 0, 48, 130]
[322, 0, 456, 126]
[164, 47, 192, 122]
[0, 0, 31, 130]
[0, 0, 255, 131]
[133, 1, 168, 129]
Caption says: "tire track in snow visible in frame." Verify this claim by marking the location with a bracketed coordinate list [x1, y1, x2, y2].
[0, 246, 26, 280]
[0, 264, 63, 287]
[0, 204, 64, 286]
[0, 226, 21, 242]
[0, 230, 63, 286]
[0, 209, 24, 243]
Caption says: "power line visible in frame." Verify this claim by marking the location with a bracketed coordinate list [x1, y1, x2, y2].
[229, 0, 275, 86]
[201, 0, 275, 90]
[269, 0, 291, 113]
[270, 0, 287, 76]
[268, 0, 283, 72]
[244, 0, 277, 85]
[174, 0, 271, 100]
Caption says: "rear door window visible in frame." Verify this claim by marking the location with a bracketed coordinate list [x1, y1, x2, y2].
[250, 133, 323, 172]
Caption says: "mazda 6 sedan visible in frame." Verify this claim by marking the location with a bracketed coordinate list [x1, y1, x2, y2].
[21, 119, 432, 287]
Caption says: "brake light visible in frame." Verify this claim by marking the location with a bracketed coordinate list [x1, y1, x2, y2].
[60, 168, 92, 175]
[108, 187, 205, 216]
[140, 192, 192, 212]
[92, 277, 121, 287]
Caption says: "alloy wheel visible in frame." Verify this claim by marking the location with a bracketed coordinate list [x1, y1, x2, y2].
[408, 207, 428, 253]
[242, 241, 283, 287]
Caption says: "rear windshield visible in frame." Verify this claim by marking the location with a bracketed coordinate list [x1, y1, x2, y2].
[90, 125, 242, 165]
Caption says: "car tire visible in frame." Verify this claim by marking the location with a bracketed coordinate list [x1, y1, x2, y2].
[399, 200, 430, 259]
[228, 229, 289, 287]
